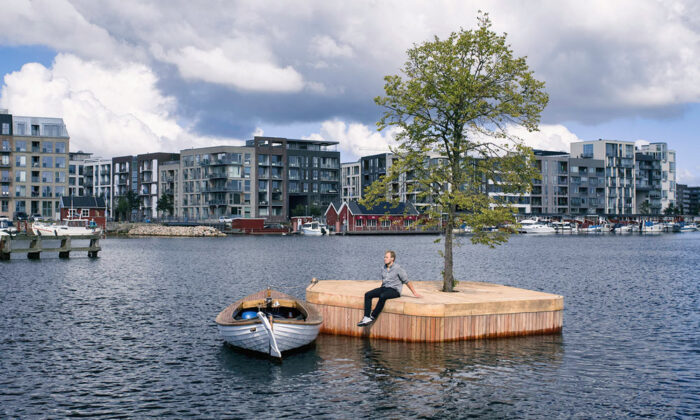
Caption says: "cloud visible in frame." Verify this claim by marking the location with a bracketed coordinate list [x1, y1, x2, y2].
[0, 54, 241, 157]
[304, 120, 400, 161]
[152, 45, 305, 93]
[310, 35, 354, 58]
[507, 124, 584, 153]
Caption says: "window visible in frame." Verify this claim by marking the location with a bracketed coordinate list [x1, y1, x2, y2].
[55, 171, 66, 183]
[55, 142, 66, 153]
[42, 171, 52, 183]
[366, 219, 377, 228]
[42, 156, 53, 168]
[404, 219, 414, 227]
[583, 144, 593, 157]
[356, 218, 363, 227]
[55, 157, 66, 168]
[15, 140, 26, 152]
[16, 155, 27, 167]
[1, 123, 9, 135]
[42, 141, 53, 153]
[81, 209, 90, 218]
[55, 186, 65, 197]
[381, 219, 391, 228]
[69, 209, 78, 218]
[14, 170, 26, 182]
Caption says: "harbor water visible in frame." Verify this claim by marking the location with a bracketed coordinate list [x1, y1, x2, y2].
[1, 233, 698, 418]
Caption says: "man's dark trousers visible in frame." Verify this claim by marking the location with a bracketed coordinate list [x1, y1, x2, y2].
[364, 286, 400, 319]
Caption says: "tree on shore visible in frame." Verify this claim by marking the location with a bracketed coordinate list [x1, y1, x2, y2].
[156, 192, 174, 218]
[363, 14, 547, 292]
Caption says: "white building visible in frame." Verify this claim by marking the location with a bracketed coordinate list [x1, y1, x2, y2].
[636, 142, 676, 211]
[570, 140, 636, 215]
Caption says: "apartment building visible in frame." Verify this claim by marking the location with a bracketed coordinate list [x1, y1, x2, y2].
[0, 111, 70, 220]
[136, 153, 179, 219]
[83, 157, 113, 219]
[68, 151, 91, 197]
[246, 136, 340, 222]
[179, 146, 254, 220]
[677, 184, 700, 215]
[636, 142, 676, 211]
[341, 161, 361, 203]
[571, 140, 636, 215]
[531, 150, 570, 215]
[158, 160, 180, 218]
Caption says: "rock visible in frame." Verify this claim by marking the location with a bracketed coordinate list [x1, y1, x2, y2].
[127, 224, 226, 237]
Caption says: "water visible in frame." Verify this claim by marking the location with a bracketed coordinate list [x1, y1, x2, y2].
[1, 233, 698, 418]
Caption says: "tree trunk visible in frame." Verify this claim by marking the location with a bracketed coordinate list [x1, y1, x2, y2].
[442, 209, 455, 292]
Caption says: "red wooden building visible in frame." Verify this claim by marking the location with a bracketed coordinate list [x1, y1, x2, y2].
[325, 200, 420, 233]
[59, 196, 108, 230]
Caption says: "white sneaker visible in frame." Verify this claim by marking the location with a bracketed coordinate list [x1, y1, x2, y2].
[357, 316, 374, 326]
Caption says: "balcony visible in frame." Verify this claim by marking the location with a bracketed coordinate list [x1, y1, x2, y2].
[1, 177, 11, 183]
[208, 172, 228, 179]
[207, 199, 228, 206]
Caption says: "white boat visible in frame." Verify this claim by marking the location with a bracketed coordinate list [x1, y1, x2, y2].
[551, 221, 574, 233]
[32, 220, 101, 237]
[640, 221, 663, 234]
[0, 217, 18, 234]
[577, 224, 602, 233]
[679, 223, 698, 232]
[215, 288, 323, 358]
[301, 221, 327, 236]
[517, 218, 556, 234]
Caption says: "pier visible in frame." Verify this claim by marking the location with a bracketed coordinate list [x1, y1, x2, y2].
[306, 280, 563, 342]
[0, 233, 101, 260]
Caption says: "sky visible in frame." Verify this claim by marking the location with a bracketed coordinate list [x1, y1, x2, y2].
[0, 0, 698, 184]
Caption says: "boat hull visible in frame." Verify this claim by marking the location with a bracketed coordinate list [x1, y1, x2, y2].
[218, 322, 321, 354]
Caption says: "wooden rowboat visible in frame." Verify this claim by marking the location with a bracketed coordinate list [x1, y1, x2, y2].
[215, 288, 323, 358]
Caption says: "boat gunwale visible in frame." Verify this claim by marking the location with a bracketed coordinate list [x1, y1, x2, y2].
[215, 289, 323, 326]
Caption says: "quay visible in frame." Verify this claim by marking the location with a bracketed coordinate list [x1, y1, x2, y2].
[0, 233, 101, 260]
[306, 280, 563, 342]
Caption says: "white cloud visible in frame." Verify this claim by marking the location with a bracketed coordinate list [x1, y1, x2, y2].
[153, 45, 304, 93]
[0, 54, 241, 157]
[304, 120, 400, 161]
[508, 124, 584, 153]
[310, 35, 354, 58]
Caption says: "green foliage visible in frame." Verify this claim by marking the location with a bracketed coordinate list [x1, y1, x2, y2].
[663, 203, 682, 216]
[290, 204, 307, 217]
[309, 205, 323, 217]
[116, 197, 130, 222]
[156, 192, 174, 217]
[364, 13, 547, 291]
[639, 201, 651, 215]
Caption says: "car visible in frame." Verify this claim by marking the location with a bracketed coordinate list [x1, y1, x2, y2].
[13, 211, 28, 221]
[219, 216, 234, 223]
[30, 213, 43, 222]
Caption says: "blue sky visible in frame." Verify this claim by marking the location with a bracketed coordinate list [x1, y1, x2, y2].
[0, 1, 698, 184]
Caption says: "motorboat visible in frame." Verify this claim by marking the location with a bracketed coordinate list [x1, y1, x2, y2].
[640, 221, 663, 234]
[215, 288, 323, 358]
[517, 218, 556, 234]
[301, 221, 327, 236]
[679, 223, 698, 232]
[551, 221, 574, 233]
[0, 217, 18, 234]
[32, 219, 102, 237]
[577, 223, 602, 233]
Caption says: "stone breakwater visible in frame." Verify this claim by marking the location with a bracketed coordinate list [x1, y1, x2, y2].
[127, 224, 226, 237]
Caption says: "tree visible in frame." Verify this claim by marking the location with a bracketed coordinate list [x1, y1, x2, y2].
[363, 14, 547, 292]
[639, 201, 651, 215]
[157, 192, 174, 217]
[116, 197, 130, 221]
[664, 203, 681, 216]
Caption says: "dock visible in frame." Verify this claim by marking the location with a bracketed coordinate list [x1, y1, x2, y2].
[0, 233, 101, 260]
[306, 280, 563, 342]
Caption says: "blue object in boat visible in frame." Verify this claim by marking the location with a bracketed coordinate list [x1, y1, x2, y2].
[241, 310, 257, 319]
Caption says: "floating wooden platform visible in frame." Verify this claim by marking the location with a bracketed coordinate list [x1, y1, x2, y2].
[306, 280, 563, 342]
[0, 233, 101, 260]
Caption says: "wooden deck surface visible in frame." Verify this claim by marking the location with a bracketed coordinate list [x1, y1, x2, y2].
[306, 280, 563, 342]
